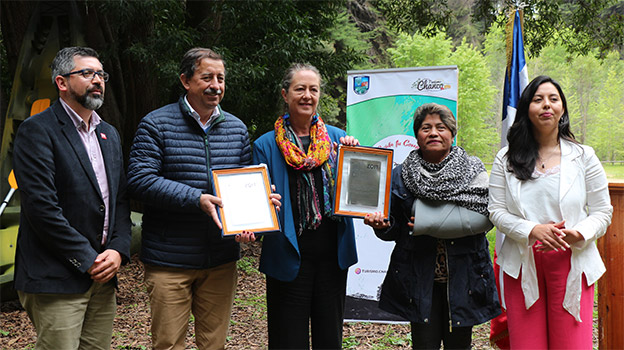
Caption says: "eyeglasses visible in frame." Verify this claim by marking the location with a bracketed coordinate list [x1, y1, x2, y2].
[62, 69, 109, 82]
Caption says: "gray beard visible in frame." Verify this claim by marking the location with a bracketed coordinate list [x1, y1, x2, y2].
[81, 94, 104, 110]
[71, 84, 104, 110]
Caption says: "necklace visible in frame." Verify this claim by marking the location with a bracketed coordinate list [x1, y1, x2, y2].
[538, 144, 560, 169]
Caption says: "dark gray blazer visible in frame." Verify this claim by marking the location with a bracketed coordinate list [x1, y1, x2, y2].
[12, 100, 132, 294]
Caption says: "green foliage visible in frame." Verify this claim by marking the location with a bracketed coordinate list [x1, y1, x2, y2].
[481, 18, 624, 161]
[97, 0, 197, 101]
[450, 39, 498, 160]
[329, 10, 374, 59]
[89, 0, 369, 139]
[208, 0, 366, 138]
[342, 334, 360, 349]
[389, 31, 498, 161]
[523, 43, 624, 160]
[482, 23, 506, 149]
[237, 256, 260, 275]
[446, 0, 484, 48]
[384, 0, 624, 58]
[558, 53, 604, 144]
[388, 32, 454, 67]
[375, 0, 451, 37]
[0, 30, 11, 139]
[586, 52, 624, 161]
[4, 0, 623, 163]
[317, 9, 375, 126]
[512, 0, 624, 58]
[234, 295, 267, 320]
[487, 227, 497, 260]
[370, 325, 411, 349]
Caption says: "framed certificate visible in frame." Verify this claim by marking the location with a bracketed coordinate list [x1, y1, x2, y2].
[333, 145, 393, 218]
[212, 165, 280, 237]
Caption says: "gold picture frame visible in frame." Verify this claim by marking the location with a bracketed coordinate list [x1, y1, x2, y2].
[212, 165, 280, 237]
[333, 145, 393, 219]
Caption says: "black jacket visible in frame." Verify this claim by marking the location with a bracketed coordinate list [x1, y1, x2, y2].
[13, 101, 132, 294]
[375, 165, 501, 326]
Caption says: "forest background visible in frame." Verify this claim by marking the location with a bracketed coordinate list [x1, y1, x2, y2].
[2, 0, 624, 164]
[1, 1, 624, 348]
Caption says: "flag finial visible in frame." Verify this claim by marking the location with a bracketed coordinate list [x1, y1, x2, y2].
[513, 1, 528, 9]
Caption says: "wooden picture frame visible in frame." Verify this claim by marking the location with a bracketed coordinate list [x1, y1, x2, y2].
[333, 145, 393, 219]
[212, 165, 280, 237]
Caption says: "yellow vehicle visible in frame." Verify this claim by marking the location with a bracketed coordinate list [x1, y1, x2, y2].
[0, 2, 141, 300]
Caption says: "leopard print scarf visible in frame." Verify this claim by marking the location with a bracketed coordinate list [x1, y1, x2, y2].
[401, 146, 489, 216]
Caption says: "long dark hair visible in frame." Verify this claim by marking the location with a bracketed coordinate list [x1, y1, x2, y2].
[506, 75, 578, 180]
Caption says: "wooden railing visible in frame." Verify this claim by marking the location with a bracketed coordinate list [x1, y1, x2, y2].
[597, 182, 624, 350]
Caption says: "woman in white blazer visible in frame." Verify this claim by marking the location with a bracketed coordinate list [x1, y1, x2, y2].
[489, 75, 612, 349]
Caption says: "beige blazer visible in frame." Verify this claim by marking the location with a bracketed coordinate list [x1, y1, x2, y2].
[489, 139, 612, 321]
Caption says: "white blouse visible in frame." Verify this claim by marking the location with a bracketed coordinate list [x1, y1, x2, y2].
[489, 141, 612, 322]
[521, 166, 563, 232]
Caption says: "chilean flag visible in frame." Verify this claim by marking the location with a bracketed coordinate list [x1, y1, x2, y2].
[491, 9, 529, 350]
[501, 9, 529, 148]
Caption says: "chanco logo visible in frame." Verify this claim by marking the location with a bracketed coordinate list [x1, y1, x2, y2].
[411, 78, 451, 92]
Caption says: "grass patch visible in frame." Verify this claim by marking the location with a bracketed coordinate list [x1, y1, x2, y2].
[234, 295, 267, 320]
[342, 334, 360, 349]
[370, 325, 411, 349]
[602, 163, 624, 180]
[486, 228, 496, 260]
[237, 256, 260, 275]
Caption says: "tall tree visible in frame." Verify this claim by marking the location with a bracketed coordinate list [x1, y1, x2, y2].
[587, 52, 624, 161]
[476, 0, 624, 58]
[1, 0, 367, 156]
[377, 0, 624, 58]
[482, 23, 506, 153]
[388, 31, 498, 160]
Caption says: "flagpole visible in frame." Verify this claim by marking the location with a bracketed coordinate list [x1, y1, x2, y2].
[500, 9, 529, 149]
[490, 7, 529, 350]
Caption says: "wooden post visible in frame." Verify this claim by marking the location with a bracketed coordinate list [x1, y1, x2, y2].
[598, 182, 624, 350]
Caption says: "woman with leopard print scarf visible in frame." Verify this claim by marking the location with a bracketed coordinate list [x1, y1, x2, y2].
[364, 103, 501, 350]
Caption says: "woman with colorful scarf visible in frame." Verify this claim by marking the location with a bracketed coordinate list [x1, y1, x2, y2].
[364, 103, 501, 349]
[253, 63, 359, 349]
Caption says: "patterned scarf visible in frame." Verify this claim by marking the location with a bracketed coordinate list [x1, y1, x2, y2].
[275, 114, 337, 234]
[401, 146, 489, 216]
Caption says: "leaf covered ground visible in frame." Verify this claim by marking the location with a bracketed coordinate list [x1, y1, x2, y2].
[1, 243, 598, 349]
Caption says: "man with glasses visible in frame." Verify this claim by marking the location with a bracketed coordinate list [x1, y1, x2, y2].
[12, 46, 132, 349]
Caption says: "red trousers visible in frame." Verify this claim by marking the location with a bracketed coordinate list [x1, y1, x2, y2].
[504, 246, 594, 349]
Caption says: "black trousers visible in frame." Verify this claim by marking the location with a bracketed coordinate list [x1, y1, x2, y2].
[410, 281, 473, 350]
[266, 257, 347, 350]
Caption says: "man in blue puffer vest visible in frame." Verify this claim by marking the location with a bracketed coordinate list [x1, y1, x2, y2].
[127, 48, 258, 350]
